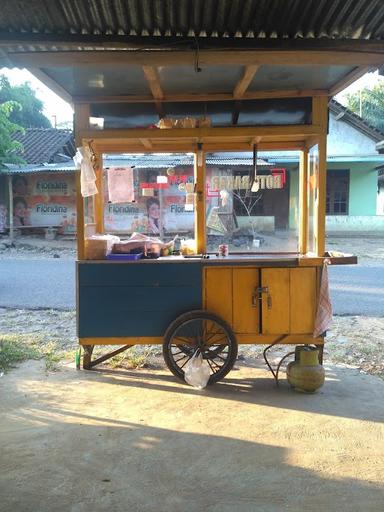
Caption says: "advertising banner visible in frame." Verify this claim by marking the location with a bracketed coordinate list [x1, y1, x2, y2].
[12, 173, 77, 233]
[104, 167, 195, 234]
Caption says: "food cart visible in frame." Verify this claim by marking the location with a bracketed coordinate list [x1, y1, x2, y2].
[74, 93, 357, 384]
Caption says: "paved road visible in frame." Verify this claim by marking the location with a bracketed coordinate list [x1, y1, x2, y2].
[328, 264, 384, 316]
[0, 259, 383, 315]
[0, 259, 75, 310]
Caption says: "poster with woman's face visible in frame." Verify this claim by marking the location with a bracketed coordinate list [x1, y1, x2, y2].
[103, 166, 195, 234]
[11, 174, 77, 232]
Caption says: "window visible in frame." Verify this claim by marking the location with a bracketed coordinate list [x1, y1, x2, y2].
[326, 169, 349, 215]
[102, 153, 195, 240]
[205, 152, 299, 253]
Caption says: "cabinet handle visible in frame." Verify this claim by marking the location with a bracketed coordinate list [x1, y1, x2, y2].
[252, 289, 258, 307]
[267, 294, 272, 309]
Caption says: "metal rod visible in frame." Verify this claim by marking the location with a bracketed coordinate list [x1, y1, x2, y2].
[89, 344, 133, 367]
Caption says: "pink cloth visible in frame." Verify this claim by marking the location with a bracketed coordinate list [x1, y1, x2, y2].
[313, 260, 333, 337]
[108, 167, 134, 203]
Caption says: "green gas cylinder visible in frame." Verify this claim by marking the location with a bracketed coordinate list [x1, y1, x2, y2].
[287, 346, 325, 393]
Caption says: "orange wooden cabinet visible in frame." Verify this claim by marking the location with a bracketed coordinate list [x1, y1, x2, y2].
[204, 266, 318, 338]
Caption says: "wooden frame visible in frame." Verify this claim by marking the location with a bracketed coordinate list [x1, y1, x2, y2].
[75, 95, 329, 259]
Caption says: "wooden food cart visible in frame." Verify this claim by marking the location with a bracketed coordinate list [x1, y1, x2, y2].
[7, 2, 383, 384]
[74, 94, 356, 384]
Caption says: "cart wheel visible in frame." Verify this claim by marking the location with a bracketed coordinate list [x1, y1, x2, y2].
[163, 310, 238, 384]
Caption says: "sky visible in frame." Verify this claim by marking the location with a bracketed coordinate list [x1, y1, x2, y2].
[1, 66, 383, 128]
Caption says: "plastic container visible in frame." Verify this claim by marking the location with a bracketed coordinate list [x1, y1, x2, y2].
[106, 253, 143, 260]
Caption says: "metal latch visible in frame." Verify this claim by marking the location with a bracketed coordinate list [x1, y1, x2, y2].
[252, 286, 269, 307]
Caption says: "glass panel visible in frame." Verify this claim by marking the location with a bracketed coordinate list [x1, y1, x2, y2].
[102, 153, 195, 242]
[205, 152, 299, 253]
[308, 145, 318, 254]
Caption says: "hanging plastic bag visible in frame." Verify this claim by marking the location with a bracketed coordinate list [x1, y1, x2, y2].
[73, 147, 98, 197]
[184, 351, 211, 389]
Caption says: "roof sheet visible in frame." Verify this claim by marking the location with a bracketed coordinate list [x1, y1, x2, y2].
[11, 128, 75, 165]
[1, 0, 384, 40]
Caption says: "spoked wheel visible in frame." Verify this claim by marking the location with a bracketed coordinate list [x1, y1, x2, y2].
[163, 310, 238, 385]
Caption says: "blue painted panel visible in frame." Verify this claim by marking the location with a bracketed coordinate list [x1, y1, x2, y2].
[78, 262, 202, 287]
[78, 262, 202, 338]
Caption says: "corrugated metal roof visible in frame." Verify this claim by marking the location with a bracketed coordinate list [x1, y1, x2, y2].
[2, 153, 273, 174]
[330, 99, 384, 141]
[0, 0, 384, 42]
[1, 163, 75, 175]
[4, 151, 384, 175]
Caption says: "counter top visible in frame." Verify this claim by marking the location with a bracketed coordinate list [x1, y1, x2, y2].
[78, 252, 357, 266]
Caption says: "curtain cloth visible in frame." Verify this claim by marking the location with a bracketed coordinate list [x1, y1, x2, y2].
[313, 259, 333, 338]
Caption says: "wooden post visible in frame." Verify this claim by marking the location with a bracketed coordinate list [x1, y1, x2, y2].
[299, 149, 309, 255]
[94, 152, 104, 234]
[74, 103, 90, 260]
[316, 134, 327, 256]
[194, 148, 206, 254]
[7, 175, 13, 242]
[312, 96, 329, 256]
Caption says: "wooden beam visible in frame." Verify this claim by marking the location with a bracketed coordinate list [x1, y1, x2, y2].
[88, 141, 306, 153]
[299, 149, 309, 255]
[93, 152, 104, 234]
[329, 66, 373, 96]
[7, 50, 384, 68]
[73, 89, 329, 104]
[3, 35, 384, 53]
[139, 138, 153, 149]
[234, 65, 259, 98]
[142, 66, 164, 100]
[194, 151, 206, 254]
[316, 135, 327, 257]
[312, 96, 330, 130]
[80, 125, 321, 144]
[29, 67, 73, 105]
[74, 103, 90, 260]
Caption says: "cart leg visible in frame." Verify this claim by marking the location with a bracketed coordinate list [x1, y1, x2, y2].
[83, 345, 94, 370]
[316, 344, 324, 365]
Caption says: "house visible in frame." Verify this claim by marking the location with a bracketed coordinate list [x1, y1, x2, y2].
[256, 99, 384, 235]
[326, 99, 384, 233]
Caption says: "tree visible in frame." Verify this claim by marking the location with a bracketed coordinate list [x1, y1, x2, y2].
[346, 82, 384, 132]
[0, 75, 51, 129]
[0, 101, 25, 169]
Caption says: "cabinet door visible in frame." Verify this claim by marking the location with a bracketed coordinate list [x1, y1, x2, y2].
[290, 267, 317, 334]
[261, 268, 290, 334]
[205, 268, 232, 326]
[233, 268, 260, 333]
[261, 267, 317, 335]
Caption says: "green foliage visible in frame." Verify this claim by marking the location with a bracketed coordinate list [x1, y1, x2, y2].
[346, 82, 384, 132]
[0, 100, 25, 169]
[0, 334, 40, 371]
[0, 75, 51, 128]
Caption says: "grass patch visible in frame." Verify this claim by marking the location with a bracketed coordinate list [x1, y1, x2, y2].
[0, 334, 76, 373]
[0, 334, 40, 372]
[108, 347, 156, 369]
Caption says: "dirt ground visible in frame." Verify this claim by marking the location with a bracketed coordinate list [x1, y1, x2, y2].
[1, 234, 383, 510]
[0, 360, 383, 512]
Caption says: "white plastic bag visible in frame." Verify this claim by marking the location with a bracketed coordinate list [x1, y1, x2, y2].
[73, 147, 98, 197]
[184, 351, 211, 389]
